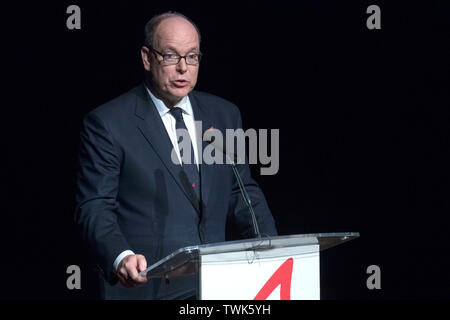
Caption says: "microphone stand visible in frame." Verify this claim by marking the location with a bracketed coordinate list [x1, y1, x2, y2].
[224, 153, 261, 239]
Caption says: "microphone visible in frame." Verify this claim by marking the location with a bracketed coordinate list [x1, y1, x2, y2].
[206, 138, 261, 239]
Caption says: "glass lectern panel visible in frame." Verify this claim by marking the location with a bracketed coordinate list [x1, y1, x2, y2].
[139, 232, 359, 278]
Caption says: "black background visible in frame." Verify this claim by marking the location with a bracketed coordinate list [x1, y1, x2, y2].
[2, 0, 449, 299]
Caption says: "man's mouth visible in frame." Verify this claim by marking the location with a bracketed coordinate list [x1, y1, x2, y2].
[173, 80, 188, 87]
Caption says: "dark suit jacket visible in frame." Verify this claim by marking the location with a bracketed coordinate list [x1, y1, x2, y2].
[75, 83, 277, 299]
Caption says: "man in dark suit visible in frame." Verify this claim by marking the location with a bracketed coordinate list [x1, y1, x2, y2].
[75, 12, 277, 299]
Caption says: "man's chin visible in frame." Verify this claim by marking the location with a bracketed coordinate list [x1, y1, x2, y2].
[170, 88, 192, 99]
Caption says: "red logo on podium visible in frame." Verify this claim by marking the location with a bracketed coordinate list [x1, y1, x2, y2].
[254, 258, 294, 300]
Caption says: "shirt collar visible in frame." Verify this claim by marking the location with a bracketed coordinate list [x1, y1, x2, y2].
[145, 85, 192, 117]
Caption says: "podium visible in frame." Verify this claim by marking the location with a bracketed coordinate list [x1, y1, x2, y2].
[140, 232, 359, 300]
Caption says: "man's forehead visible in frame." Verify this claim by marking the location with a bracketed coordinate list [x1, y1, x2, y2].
[155, 17, 199, 42]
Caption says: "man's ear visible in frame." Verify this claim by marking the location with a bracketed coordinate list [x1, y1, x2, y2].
[141, 46, 151, 71]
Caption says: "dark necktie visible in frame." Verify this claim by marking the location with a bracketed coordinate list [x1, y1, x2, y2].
[169, 107, 201, 202]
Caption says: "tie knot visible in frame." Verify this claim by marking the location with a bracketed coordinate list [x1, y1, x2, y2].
[170, 107, 184, 122]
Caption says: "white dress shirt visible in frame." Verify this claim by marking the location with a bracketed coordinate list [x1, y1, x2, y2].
[145, 87, 200, 169]
[113, 87, 200, 271]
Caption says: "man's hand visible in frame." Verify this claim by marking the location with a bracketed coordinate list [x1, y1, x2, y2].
[116, 254, 148, 288]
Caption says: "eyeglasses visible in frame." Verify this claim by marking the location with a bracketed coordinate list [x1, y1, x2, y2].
[147, 45, 202, 66]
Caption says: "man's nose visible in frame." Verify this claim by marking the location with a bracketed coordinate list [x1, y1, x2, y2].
[176, 57, 188, 73]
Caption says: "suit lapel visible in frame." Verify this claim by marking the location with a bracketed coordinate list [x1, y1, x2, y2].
[189, 92, 217, 208]
[134, 84, 201, 214]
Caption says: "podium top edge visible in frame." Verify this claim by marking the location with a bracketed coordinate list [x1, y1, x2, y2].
[139, 232, 359, 277]
[193, 232, 360, 255]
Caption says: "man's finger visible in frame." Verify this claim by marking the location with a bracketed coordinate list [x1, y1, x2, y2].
[118, 267, 129, 280]
[136, 255, 148, 282]
[137, 254, 147, 272]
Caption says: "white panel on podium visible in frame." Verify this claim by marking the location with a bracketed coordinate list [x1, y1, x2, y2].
[200, 245, 320, 300]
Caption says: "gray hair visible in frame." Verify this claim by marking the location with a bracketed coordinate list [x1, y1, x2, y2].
[143, 11, 201, 48]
